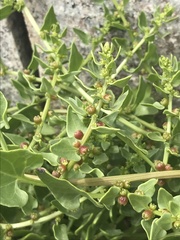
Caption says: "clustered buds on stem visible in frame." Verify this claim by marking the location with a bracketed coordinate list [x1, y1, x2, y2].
[33, 115, 42, 125]
[154, 160, 173, 171]
[117, 195, 128, 206]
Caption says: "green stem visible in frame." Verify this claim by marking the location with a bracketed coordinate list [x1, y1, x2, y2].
[130, 115, 164, 133]
[22, 174, 46, 187]
[0, 131, 8, 151]
[163, 94, 173, 164]
[111, 0, 119, 10]
[0, 211, 62, 230]
[28, 72, 58, 149]
[118, 117, 148, 136]
[111, 27, 156, 79]
[73, 81, 94, 104]
[23, 6, 51, 51]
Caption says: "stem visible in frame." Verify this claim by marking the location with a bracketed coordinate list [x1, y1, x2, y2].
[22, 174, 46, 187]
[0, 131, 8, 151]
[163, 94, 173, 164]
[118, 117, 148, 136]
[28, 72, 58, 149]
[0, 211, 62, 230]
[111, 27, 156, 79]
[73, 81, 94, 104]
[23, 6, 51, 51]
[130, 115, 164, 133]
[70, 170, 180, 187]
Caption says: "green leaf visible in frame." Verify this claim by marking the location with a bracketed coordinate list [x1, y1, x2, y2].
[69, 43, 83, 71]
[109, 75, 131, 88]
[18, 233, 45, 240]
[83, 60, 101, 79]
[99, 186, 120, 210]
[155, 213, 172, 231]
[40, 78, 56, 95]
[53, 223, 69, 240]
[66, 107, 87, 137]
[60, 71, 81, 83]
[0, 5, 14, 20]
[41, 6, 58, 32]
[141, 219, 152, 239]
[41, 123, 57, 135]
[58, 96, 86, 116]
[3, 132, 27, 145]
[101, 111, 119, 127]
[138, 179, 158, 197]
[0, 150, 43, 207]
[0, 91, 10, 129]
[28, 45, 39, 71]
[147, 132, 165, 142]
[92, 126, 119, 134]
[157, 188, 173, 210]
[22, 194, 38, 215]
[150, 219, 167, 240]
[128, 194, 151, 212]
[93, 152, 109, 165]
[50, 137, 81, 161]
[172, 70, 180, 87]
[37, 169, 102, 210]
[80, 163, 104, 177]
[42, 152, 59, 166]
[73, 28, 90, 44]
[138, 12, 147, 31]
[169, 197, 180, 216]
[11, 113, 33, 124]
[112, 90, 130, 110]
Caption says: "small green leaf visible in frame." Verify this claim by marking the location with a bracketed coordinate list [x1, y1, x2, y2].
[156, 213, 172, 231]
[37, 169, 102, 210]
[41, 6, 58, 32]
[109, 75, 131, 88]
[0, 150, 43, 207]
[147, 132, 165, 142]
[60, 71, 81, 83]
[92, 126, 119, 134]
[11, 113, 33, 124]
[157, 188, 173, 210]
[28, 45, 39, 71]
[80, 163, 104, 177]
[42, 152, 59, 166]
[138, 12, 147, 31]
[40, 78, 56, 95]
[112, 90, 130, 110]
[0, 91, 10, 129]
[0, 5, 14, 20]
[50, 137, 81, 161]
[128, 194, 151, 212]
[69, 43, 83, 71]
[66, 107, 87, 137]
[18, 233, 45, 240]
[172, 70, 180, 87]
[150, 219, 167, 240]
[41, 123, 57, 135]
[83, 60, 101, 79]
[169, 199, 180, 216]
[138, 179, 158, 197]
[73, 28, 90, 44]
[99, 186, 120, 210]
[53, 223, 69, 240]
[3, 132, 27, 145]
[93, 152, 109, 165]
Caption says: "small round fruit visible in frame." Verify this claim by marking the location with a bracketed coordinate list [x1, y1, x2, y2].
[20, 142, 29, 149]
[86, 105, 96, 115]
[52, 170, 60, 178]
[73, 141, 81, 148]
[33, 115, 42, 125]
[74, 130, 84, 140]
[79, 145, 89, 155]
[117, 195, 128, 206]
[142, 209, 154, 220]
[165, 164, 173, 171]
[155, 160, 165, 171]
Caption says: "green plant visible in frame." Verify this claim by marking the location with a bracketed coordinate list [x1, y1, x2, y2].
[0, 0, 180, 239]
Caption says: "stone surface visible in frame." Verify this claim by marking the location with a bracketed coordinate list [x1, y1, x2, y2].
[0, 0, 179, 105]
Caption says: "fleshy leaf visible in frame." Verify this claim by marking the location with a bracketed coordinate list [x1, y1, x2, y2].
[137, 179, 158, 197]
[53, 223, 69, 240]
[42, 152, 59, 166]
[109, 75, 131, 88]
[138, 12, 147, 31]
[50, 137, 81, 161]
[99, 186, 120, 210]
[0, 150, 43, 207]
[66, 107, 87, 137]
[156, 213, 172, 231]
[0, 91, 10, 129]
[80, 163, 104, 177]
[37, 169, 102, 210]
[69, 43, 83, 71]
[157, 188, 173, 210]
[0, 5, 14, 20]
[41, 6, 58, 32]
[73, 28, 90, 44]
[128, 194, 151, 212]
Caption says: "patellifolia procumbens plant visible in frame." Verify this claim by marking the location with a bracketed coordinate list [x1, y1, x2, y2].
[0, 0, 180, 239]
